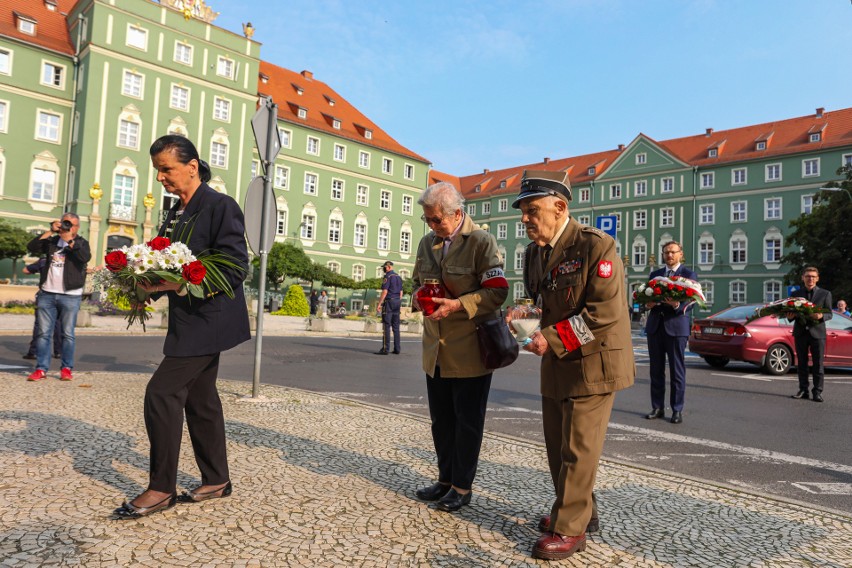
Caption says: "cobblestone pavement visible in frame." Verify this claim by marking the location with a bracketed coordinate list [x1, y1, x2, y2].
[1, 371, 850, 567]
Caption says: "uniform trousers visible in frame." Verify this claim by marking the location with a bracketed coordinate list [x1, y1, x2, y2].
[794, 334, 825, 394]
[542, 392, 614, 536]
[381, 298, 401, 352]
[144, 353, 229, 492]
[426, 368, 492, 491]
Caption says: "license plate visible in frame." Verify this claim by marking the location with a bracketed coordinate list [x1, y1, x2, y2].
[703, 327, 724, 335]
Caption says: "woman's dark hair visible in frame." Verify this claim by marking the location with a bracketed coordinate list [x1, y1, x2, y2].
[150, 135, 212, 183]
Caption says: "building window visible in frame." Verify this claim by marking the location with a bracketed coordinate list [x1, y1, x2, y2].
[513, 282, 526, 301]
[117, 119, 140, 149]
[276, 209, 287, 236]
[18, 17, 36, 35]
[300, 214, 315, 240]
[126, 25, 147, 50]
[327, 261, 340, 273]
[328, 219, 342, 244]
[36, 111, 61, 142]
[31, 168, 57, 202]
[764, 197, 782, 220]
[483, 202, 491, 215]
[354, 223, 367, 247]
[514, 249, 524, 271]
[174, 42, 193, 65]
[304, 173, 318, 195]
[731, 201, 747, 223]
[273, 165, 289, 189]
[660, 207, 674, 227]
[730, 281, 746, 305]
[498, 199, 508, 212]
[609, 184, 622, 199]
[579, 187, 590, 203]
[216, 56, 234, 79]
[356, 185, 368, 206]
[122, 70, 143, 97]
[578, 215, 590, 225]
[764, 235, 782, 263]
[699, 239, 715, 265]
[331, 179, 344, 201]
[210, 141, 227, 168]
[213, 97, 231, 121]
[402, 195, 413, 215]
[278, 128, 291, 148]
[614, 212, 622, 230]
[802, 195, 814, 214]
[250, 160, 259, 178]
[633, 210, 647, 229]
[516, 222, 526, 238]
[352, 265, 365, 282]
[297, 108, 307, 119]
[809, 133, 821, 143]
[0, 100, 7, 132]
[634, 180, 647, 197]
[380, 189, 391, 210]
[378, 227, 390, 250]
[732, 168, 747, 185]
[112, 173, 135, 208]
[708, 148, 718, 158]
[306, 136, 320, 155]
[636, 153, 646, 165]
[0, 49, 10, 74]
[467, 204, 476, 216]
[803, 158, 820, 177]
[382, 157, 393, 174]
[497, 223, 507, 240]
[843, 154, 852, 167]
[41, 62, 64, 88]
[404, 164, 415, 180]
[765, 163, 781, 182]
[701, 281, 714, 305]
[633, 241, 647, 266]
[359, 151, 370, 168]
[661, 177, 674, 193]
[400, 229, 411, 253]
[731, 237, 747, 264]
[333, 144, 345, 162]
[699, 204, 715, 225]
[764, 280, 782, 303]
[700, 172, 715, 189]
[170, 85, 189, 111]
[756, 141, 766, 151]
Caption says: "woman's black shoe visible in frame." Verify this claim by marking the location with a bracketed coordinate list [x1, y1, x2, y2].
[415, 482, 451, 501]
[177, 481, 232, 503]
[113, 493, 177, 519]
[436, 488, 472, 512]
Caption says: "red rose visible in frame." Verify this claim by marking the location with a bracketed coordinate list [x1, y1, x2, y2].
[147, 236, 171, 251]
[633, 291, 638, 299]
[182, 260, 206, 285]
[105, 250, 128, 272]
[667, 284, 674, 290]
[675, 285, 684, 292]
[686, 289, 694, 296]
[654, 287, 662, 295]
[786, 301, 795, 306]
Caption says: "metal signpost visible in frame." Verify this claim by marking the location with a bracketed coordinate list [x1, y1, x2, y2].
[247, 97, 281, 398]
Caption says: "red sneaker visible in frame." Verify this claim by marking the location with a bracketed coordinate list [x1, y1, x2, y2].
[60, 367, 73, 381]
[28, 369, 47, 382]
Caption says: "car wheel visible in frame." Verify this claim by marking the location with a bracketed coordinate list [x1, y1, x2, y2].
[763, 343, 792, 375]
[703, 355, 730, 368]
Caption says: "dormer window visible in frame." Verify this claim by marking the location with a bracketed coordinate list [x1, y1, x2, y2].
[475, 185, 481, 193]
[16, 14, 36, 35]
[755, 141, 766, 151]
[324, 95, 335, 106]
[297, 107, 307, 119]
[500, 180, 506, 188]
[259, 73, 269, 84]
[364, 129, 372, 139]
[292, 83, 303, 95]
[332, 118, 341, 129]
[45, 1, 57, 11]
[587, 167, 596, 176]
[708, 148, 718, 158]
[810, 132, 821, 143]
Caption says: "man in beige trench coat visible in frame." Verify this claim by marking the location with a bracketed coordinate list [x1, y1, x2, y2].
[513, 170, 635, 561]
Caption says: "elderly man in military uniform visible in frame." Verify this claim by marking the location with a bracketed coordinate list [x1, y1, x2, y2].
[513, 170, 635, 561]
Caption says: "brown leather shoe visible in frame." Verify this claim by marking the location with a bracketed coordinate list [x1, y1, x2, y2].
[538, 514, 599, 533]
[532, 532, 586, 560]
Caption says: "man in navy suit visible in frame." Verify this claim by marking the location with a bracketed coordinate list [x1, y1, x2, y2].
[789, 267, 832, 402]
[644, 241, 698, 424]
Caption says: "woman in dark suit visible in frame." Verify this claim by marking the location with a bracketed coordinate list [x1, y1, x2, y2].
[114, 135, 250, 519]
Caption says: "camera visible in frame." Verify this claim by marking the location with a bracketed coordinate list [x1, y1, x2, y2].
[59, 219, 73, 231]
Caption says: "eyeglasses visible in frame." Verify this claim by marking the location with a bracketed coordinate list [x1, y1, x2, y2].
[421, 214, 445, 225]
[663, 249, 681, 255]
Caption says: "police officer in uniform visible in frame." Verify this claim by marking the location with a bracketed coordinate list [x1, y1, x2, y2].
[513, 170, 635, 561]
[375, 261, 403, 354]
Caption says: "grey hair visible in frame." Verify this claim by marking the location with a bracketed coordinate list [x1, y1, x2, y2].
[62, 212, 80, 222]
[418, 182, 465, 216]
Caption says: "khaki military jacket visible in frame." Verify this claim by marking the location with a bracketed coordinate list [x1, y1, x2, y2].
[524, 218, 635, 399]
[413, 214, 509, 378]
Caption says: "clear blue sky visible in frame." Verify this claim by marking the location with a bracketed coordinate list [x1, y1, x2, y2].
[212, 0, 852, 177]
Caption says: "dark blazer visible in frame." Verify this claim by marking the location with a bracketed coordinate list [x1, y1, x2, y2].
[27, 234, 92, 292]
[157, 183, 251, 357]
[644, 264, 699, 337]
[790, 286, 833, 339]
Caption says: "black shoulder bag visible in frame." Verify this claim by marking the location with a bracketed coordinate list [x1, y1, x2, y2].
[475, 310, 519, 369]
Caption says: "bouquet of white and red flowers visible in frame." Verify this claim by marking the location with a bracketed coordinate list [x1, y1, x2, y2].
[92, 235, 242, 330]
[747, 297, 831, 324]
[633, 275, 707, 309]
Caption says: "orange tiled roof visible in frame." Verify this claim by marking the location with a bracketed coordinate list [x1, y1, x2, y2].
[428, 169, 460, 189]
[258, 60, 428, 164]
[0, 0, 76, 56]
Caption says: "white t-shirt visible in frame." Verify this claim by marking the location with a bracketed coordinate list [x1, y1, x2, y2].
[42, 241, 83, 295]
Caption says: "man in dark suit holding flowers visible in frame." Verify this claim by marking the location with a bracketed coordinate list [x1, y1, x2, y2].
[789, 266, 832, 402]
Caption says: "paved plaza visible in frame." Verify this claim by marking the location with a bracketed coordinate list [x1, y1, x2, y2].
[1, 369, 851, 567]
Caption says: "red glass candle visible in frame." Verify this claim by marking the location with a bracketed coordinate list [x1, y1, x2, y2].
[415, 279, 445, 316]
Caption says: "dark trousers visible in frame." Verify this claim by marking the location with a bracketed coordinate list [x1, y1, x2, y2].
[426, 368, 492, 490]
[647, 332, 688, 412]
[144, 353, 229, 492]
[795, 334, 825, 394]
[381, 299, 401, 352]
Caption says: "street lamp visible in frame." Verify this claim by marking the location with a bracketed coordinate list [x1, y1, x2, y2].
[819, 186, 852, 202]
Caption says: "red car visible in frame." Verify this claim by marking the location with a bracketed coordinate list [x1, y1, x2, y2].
[689, 304, 852, 375]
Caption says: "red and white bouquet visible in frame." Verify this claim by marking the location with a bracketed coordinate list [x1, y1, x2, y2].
[633, 275, 707, 308]
[747, 297, 831, 324]
[92, 235, 241, 329]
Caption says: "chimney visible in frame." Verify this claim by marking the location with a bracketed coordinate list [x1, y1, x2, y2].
[617, 144, 624, 152]
[816, 107, 824, 118]
[543, 157, 550, 164]
[483, 168, 490, 174]
[705, 128, 713, 137]
[301, 70, 313, 80]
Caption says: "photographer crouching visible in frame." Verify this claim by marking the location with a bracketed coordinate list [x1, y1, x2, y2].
[26, 213, 91, 382]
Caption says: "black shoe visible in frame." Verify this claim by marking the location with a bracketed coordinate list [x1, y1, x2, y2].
[436, 488, 472, 512]
[670, 411, 683, 424]
[791, 390, 809, 400]
[392, 350, 400, 354]
[374, 349, 388, 355]
[415, 482, 451, 502]
[177, 481, 232, 503]
[22, 353, 36, 360]
[113, 493, 177, 520]
[645, 408, 664, 420]
[812, 392, 824, 403]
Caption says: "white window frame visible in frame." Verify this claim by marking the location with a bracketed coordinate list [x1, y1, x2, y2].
[764, 232, 783, 263]
[216, 55, 235, 79]
[213, 96, 231, 122]
[377, 226, 390, 251]
[209, 140, 228, 168]
[497, 223, 507, 240]
[126, 25, 148, 50]
[514, 248, 524, 271]
[634, 180, 647, 197]
[764, 280, 783, 303]
[0, 48, 11, 75]
[660, 207, 674, 228]
[632, 240, 647, 267]
[730, 236, 747, 265]
[402, 195, 413, 215]
[765, 163, 782, 182]
[843, 153, 852, 167]
[609, 183, 622, 200]
[498, 199, 508, 212]
[809, 133, 821, 143]
[764, 197, 782, 221]
[467, 204, 476, 216]
[300, 213, 316, 240]
[380, 189, 391, 210]
[801, 194, 814, 214]
[482, 202, 491, 214]
[382, 157, 393, 175]
[579, 187, 591, 203]
[700, 172, 715, 189]
[661, 177, 674, 193]
[0, 99, 8, 133]
[331, 178, 344, 201]
[36, 111, 62, 143]
[111, 172, 136, 208]
[30, 166, 58, 202]
[354, 222, 367, 248]
[731, 201, 747, 223]
[333, 143, 346, 162]
[802, 158, 820, 177]
[306, 136, 320, 156]
[732, 168, 747, 185]
[359, 151, 370, 169]
[516, 222, 526, 238]
[273, 165, 289, 189]
[699, 203, 715, 225]
[328, 218, 342, 244]
[633, 210, 647, 230]
[304, 172, 318, 195]
[513, 282, 526, 301]
[356, 184, 369, 206]
[275, 209, 287, 236]
[404, 163, 415, 180]
[756, 141, 767, 151]
[701, 281, 714, 306]
[122, 70, 143, 98]
[170, 84, 190, 111]
[730, 281, 747, 305]
[635, 153, 647, 165]
[400, 229, 412, 254]
[174, 41, 193, 65]
[578, 215, 590, 225]
[41, 60, 65, 89]
[278, 128, 291, 148]
[352, 264, 365, 282]
[117, 118, 140, 150]
[698, 237, 715, 266]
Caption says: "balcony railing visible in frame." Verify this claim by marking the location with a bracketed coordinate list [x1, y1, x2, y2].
[108, 203, 137, 222]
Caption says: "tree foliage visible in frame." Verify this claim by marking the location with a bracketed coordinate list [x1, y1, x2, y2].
[783, 164, 852, 303]
[275, 283, 310, 316]
[261, 243, 312, 290]
[0, 220, 34, 283]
